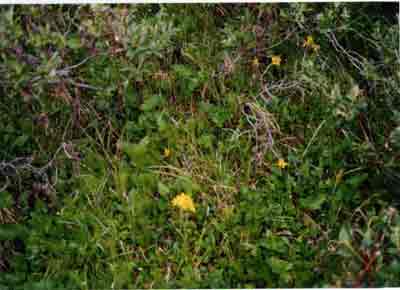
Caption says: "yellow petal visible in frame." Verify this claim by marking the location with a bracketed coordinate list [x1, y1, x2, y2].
[271, 55, 282, 66]
[303, 35, 315, 48]
[164, 148, 171, 158]
[277, 158, 288, 169]
[252, 57, 259, 67]
[172, 193, 196, 213]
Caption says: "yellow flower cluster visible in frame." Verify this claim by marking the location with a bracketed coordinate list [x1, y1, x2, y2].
[172, 193, 196, 213]
[303, 35, 320, 52]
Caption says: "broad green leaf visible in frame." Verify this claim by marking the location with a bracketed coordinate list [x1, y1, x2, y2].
[0, 191, 13, 208]
[67, 36, 81, 49]
[339, 225, 352, 244]
[140, 95, 165, 111]
[300, 194, 326, 210]
[268, 257, 293, 274]
[157, 182, 170, 196]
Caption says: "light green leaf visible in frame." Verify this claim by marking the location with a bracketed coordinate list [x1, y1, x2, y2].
[157, 182, 170, 196]
[268, 257, 293, 274]
[67, 36, 81, 49]
[339, 225, 352, 244]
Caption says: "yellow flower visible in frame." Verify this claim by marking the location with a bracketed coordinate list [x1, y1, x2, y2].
[252, 57, 259, 67]
[271, 55, 282, 66]
[172, 193, 196, 213]
[303, 35, 320, 53]
[277, 158, 288, 169]
[303, 35, 315, 48]
[163, 148, 171, 158]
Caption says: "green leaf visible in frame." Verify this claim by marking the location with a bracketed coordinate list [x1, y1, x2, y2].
[13, 135, 28, 147]
[0, 224, 28, 240]
[263, 235, 288, 254]
[122, 138, 155, 169]
[175, 176, 200, 194]
[268, 257, 293, 274]
[300, 194, 326, 210]
[347, 173, 368, 188]
[67, 36, 81, 49]
[0, 191, 13, 208]
[361, 228, 373, 248]
[390, 225, 400, 249]
[339, 224, 352, 244]
[157, 182, 170, 196]
[115, 167, 130, 196]
[198, 134, 213, 150]
[135, 173, 158, 193]
[140, 95, 165, 112]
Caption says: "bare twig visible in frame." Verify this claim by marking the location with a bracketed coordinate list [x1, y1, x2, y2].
[0, 142, 75, 192]
[326, 32, 368, 75]
[302, 119, 326, 159]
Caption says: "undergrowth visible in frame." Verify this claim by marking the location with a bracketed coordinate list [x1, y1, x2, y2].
[0, 3, 399, 289]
